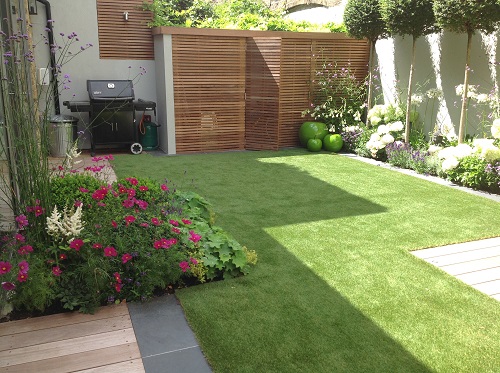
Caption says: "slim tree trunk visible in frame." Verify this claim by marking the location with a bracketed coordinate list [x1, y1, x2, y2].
[405, 36, 417, 143]
[367, 39, 375, 123]
[458, 31, 472, 144]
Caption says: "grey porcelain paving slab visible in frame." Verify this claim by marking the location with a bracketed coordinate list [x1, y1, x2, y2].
[128, 294, 212, 372]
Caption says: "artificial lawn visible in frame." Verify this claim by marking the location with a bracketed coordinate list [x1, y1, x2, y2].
[113, 148, 500, 373]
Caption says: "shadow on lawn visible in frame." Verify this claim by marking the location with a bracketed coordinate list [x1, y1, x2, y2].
[115, 150, 435, 372]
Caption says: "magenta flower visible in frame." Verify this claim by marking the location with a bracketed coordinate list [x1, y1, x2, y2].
[171, 227, 181, 234]
[59, 253, 67, 260]
[122, 198, 134, 208]
[111, 220, 118, 228]
[126, 177, 138, 185]
[17, 272, 28, 282]
[190, 257, 198, 265]
[182, 219, 192, 225]
[122, 253, 133, 264]
[179, 261, 190, 272]
[74, 200, 83, 207]
[18, 260, 29, 274]
[69, 239, 84, 251]
[79, 187, 89, 193]
[151, 217, 162, 226]
[15, 233, 25, 243]
[113, 272, 121, 283]
[136, 200, 148, 210]
[124, 215, 136, 225]
[18, 245, 33, 255]
[52, 266, 62, 276]
[91, 189, 107, 201]
[161, 184, 169, 191]
[34, 205, 44, 217]
[115, 283, 122, 292]
[1, 282, 15, 291]
[15, 214, 28, 229]
[140, 223, 149, 228]
[97, 202, 106, 207]
[0, 261, 12, 274]
[119, 186, 128, 194]
[169, 219, 179, 227]
[104, 154, 114, 161]
[93, 243, 102, 249]
[139, 185, 149, 192]
[104, 246, 117, 257]
[153, 240, 163, 249]
[189, 230, 202, 243]
[127, 189, 136, 197]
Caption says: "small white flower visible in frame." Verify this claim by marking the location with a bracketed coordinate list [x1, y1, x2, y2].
[441, 156, 459, 172]
[426, 88, 443, 99]
[476, 93, 489, 103]
[492, 118, 500, 139]
[456, 84, 478, 99]
[388, 121, 404, 132]
[377, 125, 389, 135]
[411, 94, 423, 105]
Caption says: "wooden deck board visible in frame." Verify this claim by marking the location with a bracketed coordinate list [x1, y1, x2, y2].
[0, 303, 145, 373]
[413, 238, 500, 300]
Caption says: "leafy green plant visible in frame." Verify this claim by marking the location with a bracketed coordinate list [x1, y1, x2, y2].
[446, 155, 500, 192]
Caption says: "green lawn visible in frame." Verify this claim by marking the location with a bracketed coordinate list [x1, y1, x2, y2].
[113, 149, 500, 373]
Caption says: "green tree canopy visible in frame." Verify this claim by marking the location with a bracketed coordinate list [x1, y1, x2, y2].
[343, 0, 388, 43]
[380, 0, 438, 39]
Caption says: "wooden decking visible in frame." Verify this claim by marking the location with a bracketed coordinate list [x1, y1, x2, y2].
[413, 237, 500, 301]
[0, 303, 145, 373]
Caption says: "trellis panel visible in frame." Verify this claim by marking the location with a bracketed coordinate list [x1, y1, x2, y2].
[96, 0, 154, 60]
[172, 35, 246, 153]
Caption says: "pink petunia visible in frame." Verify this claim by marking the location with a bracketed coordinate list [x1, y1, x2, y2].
[118, 186, 128, 194]
[127, 189, 136, 197]
[18, 260, 29, 274]
[182, 219, 192, 225]
[69, 239, 84, 251]
[151, 217, 162, 226]
[169, 219, 179, 227]
[188, 230, 202, 243]
[0, 261, 12, 274]
[104, 246, 118, 257]
[1, 281, 15, 291]
[153, 240, 163, 249]
[52, 266, 62, 276]
[161, 184, 169, 191]
[171, 227, 181, 234]
[179, 261, 190, 272]
[124, 215, 136, 226]
[91, 189, 107, 201]
[17, 272, 28, 282]
[139, 185, 149, 192]
[122, 253, 133, 264]
[93, 243, 103, 249]
[18, 245, 33, 255]
[126, 177, 138, 185]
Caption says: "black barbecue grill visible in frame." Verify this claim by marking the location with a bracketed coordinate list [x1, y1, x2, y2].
[63, 80, 156, 155]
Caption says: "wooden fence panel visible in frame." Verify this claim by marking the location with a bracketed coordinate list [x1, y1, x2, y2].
[245, 38, 281, 150]
[172, 35, 246, 153]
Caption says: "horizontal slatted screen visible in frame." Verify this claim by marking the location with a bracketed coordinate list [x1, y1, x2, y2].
[278, 39, 313, 148]
[245, 38, 281, 150]
[172, 35, 246, 153]
[97, 0, 154, 60]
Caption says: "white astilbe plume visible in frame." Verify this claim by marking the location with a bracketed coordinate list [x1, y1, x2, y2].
[46, 206, 64, 238]
[62, 143, 83, 170]
[61, 205, 84, 238]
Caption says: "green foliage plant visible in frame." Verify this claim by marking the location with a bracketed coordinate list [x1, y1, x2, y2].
[433, 0, 500, 143]
[380, 0, 438, 143]
[343, 0, 388, 114]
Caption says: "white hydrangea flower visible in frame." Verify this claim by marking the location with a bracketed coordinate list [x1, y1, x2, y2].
[370, 133, 381, 142]
[381, 133, 395, 145]
[437, 147, 455, 160]
[377, 125, 389, 135]
[492, 118, 500, 139]
[428, 145, 442, 155]
[441, 157, 459, 172]
[454, 144, 474, 159]
[388, 121, 404, 132]
[371, 116, 382, 126]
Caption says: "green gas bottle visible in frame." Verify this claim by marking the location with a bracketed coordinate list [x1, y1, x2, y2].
[139, 115, 160, 151]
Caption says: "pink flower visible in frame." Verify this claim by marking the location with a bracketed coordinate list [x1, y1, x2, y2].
[190, 257, 198, 265]
[92, 189, 107, 201]
[179, 261, 190, 272]
[92, 156, 103, 162]
[122, 253, 133, 264]
[15, 214, 28, 229]
[18, 245, 33, 255]
[161, 184, 169, 191]
[34, 205, 44, 217]
[18, 260, 29, 274]
[171, 227, 181, 234]
[97, 202, 106, 207]
[69, 239, 84, 251]
[189, 230, 202, 243]
[74, 200, 83, 207]
[122, 198, 135, 208]
[119, 186, 128, 194]
[182, 219, 192, 225]
[151, 217, 162, 226]
[140, 223, 149, 228]
[127, 189, 136, 197]
[111, 220, 118, 228]
[59, 253, 67, 260]
[113, 272, 121, 283]
[104, 246, 117, 257]
[139, 185, 149, 192]
[15, 233, 25, 243]
[93, 243, 102, 249]
[104, 154, 114, 161]
[52, 266, 62, 276]
[124, 215, 136, 226]
[79, 187, 89, 193]
[115, 283, 122, 292]
[0, 261, 12, 274]
[17, 272, 28, 282]
[126, 177, 138, 185]
[169, 219, 179, 227]
[136, 200, 148, 210]
[1, 282, 15, 291]
[153, 240, 163, 249]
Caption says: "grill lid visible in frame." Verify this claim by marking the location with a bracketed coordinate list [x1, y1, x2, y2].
[87, 80, 134, 101]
